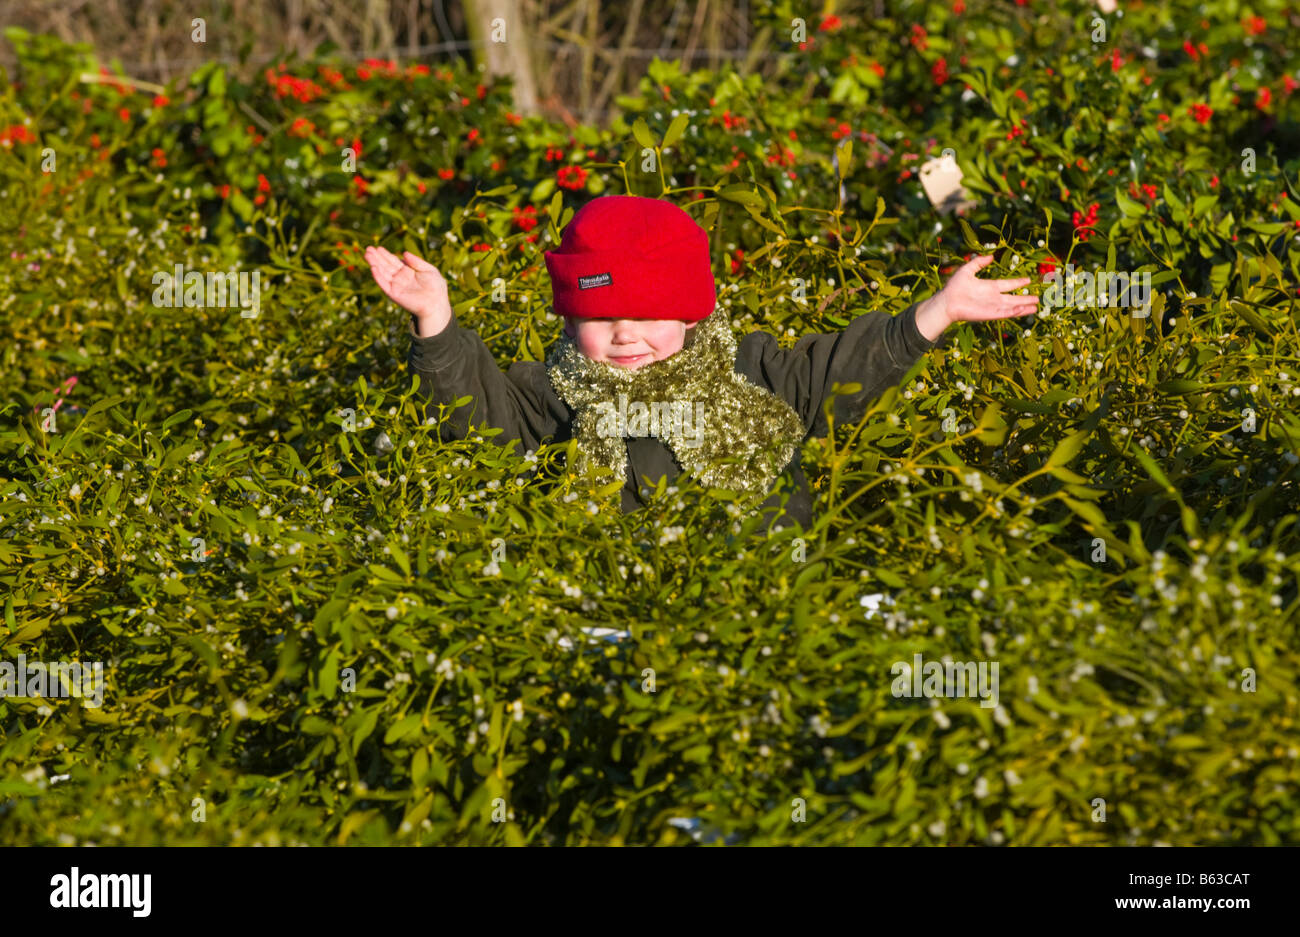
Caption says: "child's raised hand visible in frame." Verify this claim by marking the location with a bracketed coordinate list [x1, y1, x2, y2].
[364, 246, 453, 333]
[913, 254, 1039, 341]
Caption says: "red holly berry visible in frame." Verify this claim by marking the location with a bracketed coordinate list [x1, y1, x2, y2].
[556, 165, 589, 190]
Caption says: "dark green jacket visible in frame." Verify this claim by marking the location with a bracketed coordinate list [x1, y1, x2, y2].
[408, 304, 937, 529]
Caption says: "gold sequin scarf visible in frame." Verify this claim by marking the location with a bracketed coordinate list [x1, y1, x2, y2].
[544, 307, 806, 493]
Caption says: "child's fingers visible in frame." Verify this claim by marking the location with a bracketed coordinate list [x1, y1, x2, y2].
[364, 252, 405, 294]
[372, 245, 405, 269]
[363, 245, 395, 272]
[402, 251, 439, 273]
[998, 305, 1038, 320]
[368, 248, 408, 283]
[961, 254, 996, 274]
[989, 276, 1032, 292]
[1002, 300, 1039, 317]
[364, 261, 395, 291]
[976, 296, 1036, 317]
[368, 246, 415, 277]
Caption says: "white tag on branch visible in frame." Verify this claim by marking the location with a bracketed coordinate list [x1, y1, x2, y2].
[919, 150, 976, 215]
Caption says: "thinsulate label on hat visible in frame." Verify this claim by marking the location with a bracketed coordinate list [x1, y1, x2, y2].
[578, 272, 613, 290]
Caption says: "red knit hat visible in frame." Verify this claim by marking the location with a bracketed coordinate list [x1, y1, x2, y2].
[544, 195, 716, 321]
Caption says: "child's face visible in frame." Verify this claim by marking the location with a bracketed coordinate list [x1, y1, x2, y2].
[563, 317, 695, 369]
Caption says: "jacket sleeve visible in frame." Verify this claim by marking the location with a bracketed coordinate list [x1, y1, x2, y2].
[406, 311, 568, 453]
[735, 302, 938, 437]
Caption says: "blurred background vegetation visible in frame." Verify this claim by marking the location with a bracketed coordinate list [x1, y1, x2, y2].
[1, 0, 793, 126]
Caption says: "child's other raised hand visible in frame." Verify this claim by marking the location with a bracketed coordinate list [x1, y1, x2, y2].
[913, 253, 1039, 342]
[364, 246, 453, 334]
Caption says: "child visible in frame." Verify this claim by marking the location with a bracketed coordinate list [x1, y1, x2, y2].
[365, 195, 1037, 529]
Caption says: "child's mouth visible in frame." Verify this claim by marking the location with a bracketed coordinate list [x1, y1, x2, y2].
[608, 353, 650, 366]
